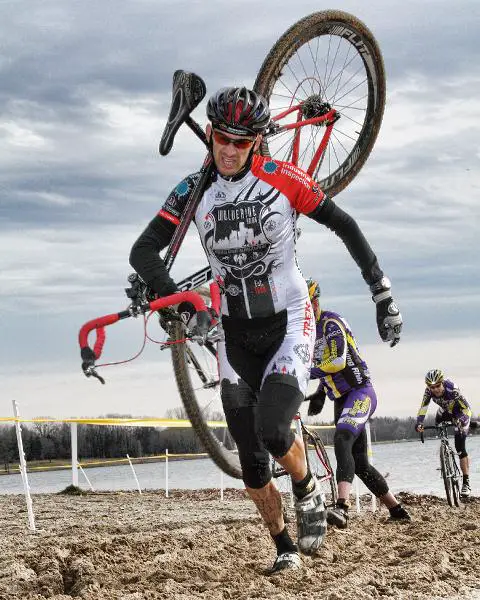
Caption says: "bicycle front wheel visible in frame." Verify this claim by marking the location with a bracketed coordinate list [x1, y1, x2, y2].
[450, 450, 461, 507]
[254, 10, 386, 197]
[169, 320, 243, 479]
[304, 428, 338, 507]
[440, 444, 456, 507]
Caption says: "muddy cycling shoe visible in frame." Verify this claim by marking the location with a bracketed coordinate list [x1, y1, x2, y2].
[295, 481, 327, 555]
[387, 504, 411, 521]
[326, 506, 349, 529]
[460, 483, 471, 497]
[267, 551, 301, 574]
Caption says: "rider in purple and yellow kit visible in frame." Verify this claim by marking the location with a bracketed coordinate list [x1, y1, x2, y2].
[305, 278, 411, 527]
[415, 369, 473, 497]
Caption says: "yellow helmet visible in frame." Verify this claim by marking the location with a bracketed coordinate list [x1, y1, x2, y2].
[306, 278, 320, 302]
[425, 369, 444, 386]
[306, 278, 321, 320]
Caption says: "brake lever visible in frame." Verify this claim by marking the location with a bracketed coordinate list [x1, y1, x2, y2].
[82, 362, 106, 385]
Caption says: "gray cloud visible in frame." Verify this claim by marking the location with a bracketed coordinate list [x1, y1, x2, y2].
[1, 0, 479, 416]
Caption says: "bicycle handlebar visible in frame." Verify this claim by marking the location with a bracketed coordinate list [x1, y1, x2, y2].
[419, 422, 454, 444]
[78, 285, 220, 384]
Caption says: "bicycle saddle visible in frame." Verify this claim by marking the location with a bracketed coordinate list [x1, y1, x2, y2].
[159, 70, 207, 156]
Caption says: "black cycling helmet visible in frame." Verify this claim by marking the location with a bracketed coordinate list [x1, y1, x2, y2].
[206, 87, 271, 136]
[425, 369, 444, 386]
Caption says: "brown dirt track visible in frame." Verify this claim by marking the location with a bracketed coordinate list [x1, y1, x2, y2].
[0, 489, 478, 600]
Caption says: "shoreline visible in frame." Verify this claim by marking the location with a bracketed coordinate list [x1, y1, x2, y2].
[0, 453, 212, 476]
[0, 437, 436, 476]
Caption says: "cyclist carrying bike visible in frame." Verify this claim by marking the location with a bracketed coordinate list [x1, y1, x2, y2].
[415, 369, 473, 497]
[305, 278, 411, 528]
[130, 86, 403, 572]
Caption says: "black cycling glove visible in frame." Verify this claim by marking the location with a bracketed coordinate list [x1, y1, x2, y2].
[176, 301, 214, 336]
[177, 301, 197, 326]
[370, 276, 402, 347]
[307, 388, 327, 416]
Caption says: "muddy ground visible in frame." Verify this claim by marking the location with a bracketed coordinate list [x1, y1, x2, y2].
[0, 489, 479, 600]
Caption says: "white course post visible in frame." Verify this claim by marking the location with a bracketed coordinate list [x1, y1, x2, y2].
[294, 415, 303, 507]
[71, 422, 79, 487]
[12, 400, 36, 531]
[126, 454, 142, 494]
[79, 465, 95, 491]
[354, 476, 361, 513]
[165, 448, 169, 498]
[365, 422, 377, 512]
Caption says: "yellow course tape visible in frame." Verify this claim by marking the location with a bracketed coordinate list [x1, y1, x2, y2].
[0, 417, 334, 429]
[0, 417, 227, 427]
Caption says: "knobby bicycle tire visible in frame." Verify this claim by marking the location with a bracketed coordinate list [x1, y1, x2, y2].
[254, 10, 386, 197]
[169, 320, 243, 479]
[440, 443, 455, 507]
[452, 469, 461, 507]
[304, 429, 338, 506]
[449, 447, 461, 507]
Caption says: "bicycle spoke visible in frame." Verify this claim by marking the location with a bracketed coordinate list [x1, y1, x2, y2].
[331, 43, 352, 101]
[325, 36, 343, 92]
[285, 61, 311, 100]
[296, 49, 316, 96]
[331, 126, 361, 145]
[333, 74, 369, 108]
[330, 130, 351, 157]
[328, 134, 342, 169]
[325, 54, 363, 101]
[307, 39, 325, 99]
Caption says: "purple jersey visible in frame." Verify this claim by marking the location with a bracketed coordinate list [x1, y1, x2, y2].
[416, 379, 471, 426]
[310, 309, 370, 400]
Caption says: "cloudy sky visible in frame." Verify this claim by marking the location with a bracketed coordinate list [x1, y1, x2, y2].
[1, 0, 479, 424]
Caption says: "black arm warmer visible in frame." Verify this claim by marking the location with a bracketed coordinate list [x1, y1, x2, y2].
[308, 197, 383, 286]
[129, 215, 179, 296]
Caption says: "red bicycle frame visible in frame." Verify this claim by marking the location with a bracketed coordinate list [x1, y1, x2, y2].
[267, 104, 338, 177]
[295, 415, 334, 486]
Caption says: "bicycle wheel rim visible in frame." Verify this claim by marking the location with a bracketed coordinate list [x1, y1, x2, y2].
[452, 476, 461, 507]
[254, 10, 386, 197]
[451, 454, 461, 507]
[440, 444, 454, 507]
[169, 320, 243, 479]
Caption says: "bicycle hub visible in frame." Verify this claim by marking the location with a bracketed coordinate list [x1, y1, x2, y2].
[301, 97, 332, 124]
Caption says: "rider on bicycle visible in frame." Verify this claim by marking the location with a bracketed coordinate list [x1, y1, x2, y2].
[415, 369, 473, 497]
[130, 86, 403, 572]
[305, 278, 411, 527]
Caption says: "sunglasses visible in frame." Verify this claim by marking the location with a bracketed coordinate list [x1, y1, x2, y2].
[212, 130, 256, 149]
[428, 383, 443, 390]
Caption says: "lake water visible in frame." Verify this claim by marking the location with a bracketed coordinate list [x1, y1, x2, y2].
[1, 437, 479, 498]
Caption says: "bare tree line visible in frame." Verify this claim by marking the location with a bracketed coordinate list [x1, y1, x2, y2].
[0, 407, 223, 472]
[0, 411, 476, 472]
